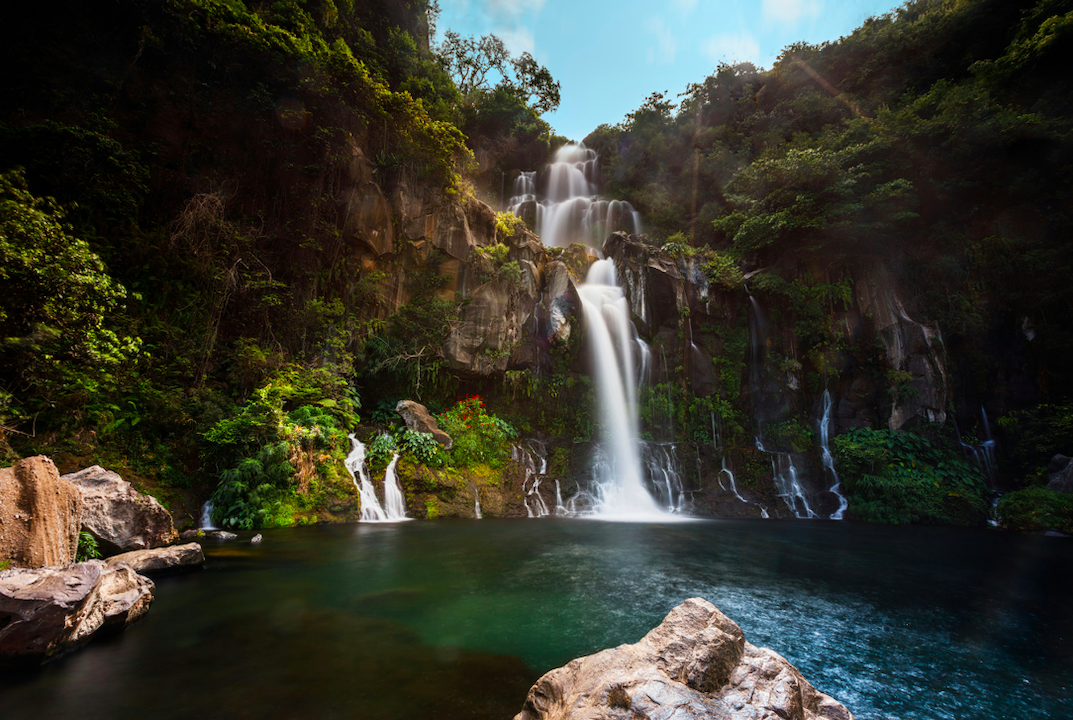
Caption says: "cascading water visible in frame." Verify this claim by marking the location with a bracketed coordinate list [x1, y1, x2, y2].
[819, 390, 849, 520]
[382, 453, 408, 521]
[756, 437, 818, 519]
[578, 260, 668, 520]
[199, 501, 217, 530]
[957, 407, 998, 489]
[514, 441, 552, 517]
[345, 434, 388, 521]
[473, 488, 482, 520]
[507, 143, 641, 249]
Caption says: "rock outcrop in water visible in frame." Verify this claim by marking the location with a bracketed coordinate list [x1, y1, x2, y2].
[62, 466, 178, 553]
[514, 598, 853, 720]
[0, 560, 155, 664]
[0, 457, 82, 569]
[105, 543, 205, 576]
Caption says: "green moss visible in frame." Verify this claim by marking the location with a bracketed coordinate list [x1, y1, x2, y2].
[997, 486, 1073, 534]
[424, 499, 440, 519]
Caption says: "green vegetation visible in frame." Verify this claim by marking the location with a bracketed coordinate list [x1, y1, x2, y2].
[75, 532, 102, 562]
[997, 486, 1073, 534]
[833, 427, 990, 525]
[435, 395, 517, 468]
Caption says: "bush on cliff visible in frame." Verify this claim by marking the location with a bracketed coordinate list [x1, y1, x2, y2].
[833, 427, 990, 525]
[996, 486, 1073, 534]
[436, 395, 517, 468]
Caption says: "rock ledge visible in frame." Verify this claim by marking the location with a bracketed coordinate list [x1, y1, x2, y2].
[514, 598, 853, 720]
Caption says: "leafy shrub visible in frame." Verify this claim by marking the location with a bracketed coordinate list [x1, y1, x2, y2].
[436, 395, 517, 468]
[366, 433, 398, 471]
[210, 441, 295, 529]
[75, 531, 101, 562]
[832, 427, 990, 525]
[997, 486, 1073, 534]
[400, 430, 446, 467]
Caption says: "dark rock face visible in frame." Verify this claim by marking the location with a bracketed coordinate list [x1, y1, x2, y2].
[514, 597, 853, 720]
[0, 456, 82, 569]
[396, 400, 453, 449]
[61, 466, 178, 553]
[0, 560, 154, 664]
[105, 543, 205, 575]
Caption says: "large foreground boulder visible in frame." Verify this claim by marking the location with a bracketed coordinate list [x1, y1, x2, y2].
[0, 456, 82, 569]
[514, 598, 853, 720]
[0, 560, 154, 663]
[61, 466, 178, 552]
[105, 543, 205, 575]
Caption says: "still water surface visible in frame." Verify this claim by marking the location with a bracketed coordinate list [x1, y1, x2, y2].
[3, 518, 1071, 720]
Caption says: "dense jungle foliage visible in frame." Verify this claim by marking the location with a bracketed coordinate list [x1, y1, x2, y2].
[1, 0, 1072, 529]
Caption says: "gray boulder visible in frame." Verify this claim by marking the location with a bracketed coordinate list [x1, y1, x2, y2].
[105, 543, 204, 575]
[1047, 454, 1073, 494]
[514, 597, 853, 720]
[0, 456, 82, 569]
[61, 466, 178, 553]
[396, 400, 453, 449]
[0, 560, 154, 663]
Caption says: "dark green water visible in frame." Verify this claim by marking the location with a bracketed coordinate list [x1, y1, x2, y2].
[3, 518, 1071, 720]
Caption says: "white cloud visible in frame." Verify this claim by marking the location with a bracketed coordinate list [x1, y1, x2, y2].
[487, 0, 547, 21]
[646, 17, 677, 66]
[762, 0, 823, 23]
[701, 31, 761, 65]
[498, 28, 536, 55]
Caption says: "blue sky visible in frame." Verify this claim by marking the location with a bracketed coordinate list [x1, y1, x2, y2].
[434, 0, 907, 141]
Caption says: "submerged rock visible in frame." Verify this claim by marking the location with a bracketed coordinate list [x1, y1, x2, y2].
[105, 543, 205, 575]
[61, 466, 178, 553]
[514, 597, 853, 720]
[0, 560, 154, 663]
[0, 456, 83, 569]
[396, 400, 453, 449]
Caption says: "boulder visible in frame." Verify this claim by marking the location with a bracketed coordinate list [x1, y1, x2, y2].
[105, 542, 205, 575]
[396, 400, 454, 449]
[1047, 454, 1073, 494]
[0, 456, 82, 569]
[514, 597, 853, 720]
[61, 466, 178, 553]
[205, 530, 237, 541]
[0, 560, 154, 663]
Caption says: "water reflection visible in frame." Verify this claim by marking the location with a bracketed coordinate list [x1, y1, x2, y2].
[3, 519, 1071, 720]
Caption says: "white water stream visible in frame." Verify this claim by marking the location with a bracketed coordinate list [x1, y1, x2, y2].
[820, 390, 849, 520]
[344, 435, 408, 522]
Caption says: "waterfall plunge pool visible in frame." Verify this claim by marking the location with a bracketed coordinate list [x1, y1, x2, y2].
[3, 519, 1070, 720]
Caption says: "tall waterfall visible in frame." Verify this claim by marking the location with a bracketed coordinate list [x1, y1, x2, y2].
[579, 260, 668, 520]
[508, 143, 641, 249]
[819, 390, 849, 520]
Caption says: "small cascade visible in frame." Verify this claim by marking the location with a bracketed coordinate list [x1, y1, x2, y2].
[199, 501, 217, 530]
[507, 143, 641, 249]
[554, 479, 566, 514]
[954, 408, 999, 490]
[711, 410, 748, 505]
[345, 434, 388, 522]
[756, 437, 818, 519]
[382, 453, 408, 521]
[514, 441, 552, 517]
[473, 488, 482, 520]
[819, 390, 849, 520]
[720, 457, 747, 503]
[643, 443, 687, 513]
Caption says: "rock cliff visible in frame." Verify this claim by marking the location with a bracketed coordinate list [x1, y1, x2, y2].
[0, 457, 82, 569]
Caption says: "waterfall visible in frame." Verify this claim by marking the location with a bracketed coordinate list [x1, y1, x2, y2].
[382, 453, 408, 521]
[199, 501, 217, 530]
[473, 488, 482, 519]
[579, 260, 668, 520]
[819, 390, 849, 520]
[514, 441, 552, 517]
[345, 434, 388, 521]
[756, 437, 817, 519]
[507, 143, 641, 249]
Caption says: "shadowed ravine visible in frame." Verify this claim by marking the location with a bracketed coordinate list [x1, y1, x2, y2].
[3, 520, 1071, 720]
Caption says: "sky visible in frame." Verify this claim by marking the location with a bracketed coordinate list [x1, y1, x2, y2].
[434, 0, 908, 141]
